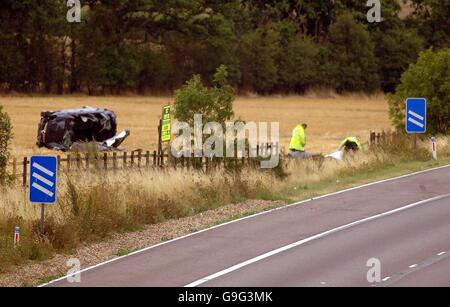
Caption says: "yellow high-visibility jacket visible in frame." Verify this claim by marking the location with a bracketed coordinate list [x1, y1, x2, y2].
[339, 137, 362, 150]
[289, 125, 306, 152]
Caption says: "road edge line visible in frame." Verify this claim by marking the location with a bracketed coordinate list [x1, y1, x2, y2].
[40, 163, 450, 287]
[185, 193, 450, 287]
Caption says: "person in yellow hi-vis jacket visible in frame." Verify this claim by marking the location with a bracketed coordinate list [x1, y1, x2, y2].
[289, 123, 312, 158]
[338, 136, 362, 152]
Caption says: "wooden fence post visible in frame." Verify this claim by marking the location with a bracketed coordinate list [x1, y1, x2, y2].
[85, 153, 90, 170]
[370, 131, 376, 145]
[205, 156, 210, 173]
[102, 153, 107, 170]
[145, 151, 150, 168]
[153, 151, 157, 167]
[12, 158, 17, 182]
[57, 155, 61, 172]
[113, 152, 117, 170]
[22, 157, 27, 187]
[123, 152, 127, 169]
[138, 151, 142, 168]
[187, 153, 191, 171]
[76, 154, 81, 169]
[103, 152, 108, 171]
[131, 151, 135, 167]
[67, 154, 71, 172]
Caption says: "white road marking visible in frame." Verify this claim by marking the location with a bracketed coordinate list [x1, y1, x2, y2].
[437, 252, 446, 256]
[32, 173, 54, 187]
[185, 194, 450, 287]
[409, 264, 418, 269]
[31, 182, 54, 197]
[32, 162, 55, 177]
[39, 164, 450, 287]
[382, 277, 391, 282]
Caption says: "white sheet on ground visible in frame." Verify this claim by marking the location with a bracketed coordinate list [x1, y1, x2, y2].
[325, 150, 344, 160]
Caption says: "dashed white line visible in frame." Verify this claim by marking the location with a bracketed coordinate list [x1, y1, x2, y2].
[382, 277, 391, 282]
[409, 264, 418, 269]
[437, 252, 446, 256]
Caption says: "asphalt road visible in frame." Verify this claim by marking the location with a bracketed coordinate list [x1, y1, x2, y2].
[47, 165, 450, 287]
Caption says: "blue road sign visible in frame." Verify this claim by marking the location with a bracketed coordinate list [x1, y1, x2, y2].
[406, 98, 426, 133]
[29, 156, 58, 204]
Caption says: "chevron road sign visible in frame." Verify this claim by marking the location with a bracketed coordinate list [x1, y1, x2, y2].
[29, 156, 58, 204]
[406, 98, 427, 134]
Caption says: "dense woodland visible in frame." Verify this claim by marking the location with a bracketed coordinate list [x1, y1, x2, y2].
[0, 0, 448, 95]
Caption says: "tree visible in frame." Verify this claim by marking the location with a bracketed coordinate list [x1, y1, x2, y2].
[240, 28, 281, 93]
[388, 48, 450, 135]
[326, 13, 380, 93]
[279, 35, 320, 93]
[0, 105, 12, 185]
[371, 27, 423, 93]
[174, 65, 235, 126]
[0, 0, 67, 92]
[407, 0, 450, 49]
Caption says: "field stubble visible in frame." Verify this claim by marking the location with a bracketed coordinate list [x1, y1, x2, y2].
[0, 94, 391, 157]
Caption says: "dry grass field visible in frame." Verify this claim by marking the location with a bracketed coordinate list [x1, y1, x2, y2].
[0, 94, 391, 158]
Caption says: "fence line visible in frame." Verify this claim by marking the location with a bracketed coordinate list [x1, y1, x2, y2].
[8, 143, 279, 187]
[370, 131, 387, 145]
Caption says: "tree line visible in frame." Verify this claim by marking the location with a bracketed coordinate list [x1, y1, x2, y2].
[0, 0, 448, 95]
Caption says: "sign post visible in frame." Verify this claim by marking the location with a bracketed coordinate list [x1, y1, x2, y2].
[157, 105, 171, 166]
[406, 98, 427, 151]
[431, 137, 437, 160]
[14, 227, 20, 248]
[29, 156, 58, 236]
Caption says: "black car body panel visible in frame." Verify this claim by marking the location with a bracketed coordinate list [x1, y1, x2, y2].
[37, 107, 118, 150]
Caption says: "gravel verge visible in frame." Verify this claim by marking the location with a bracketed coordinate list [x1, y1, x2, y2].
[0, 199, 285, 287]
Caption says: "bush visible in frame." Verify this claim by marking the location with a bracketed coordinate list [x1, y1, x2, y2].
[388, 48, 450, 135]
[174, 65, 235, 126]
[0, 105, 12, 185]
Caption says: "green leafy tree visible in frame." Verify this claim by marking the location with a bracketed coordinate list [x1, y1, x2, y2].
[279, 35, 320, 93]
[0, 105, 12, 185]
[372, 27, 423, 92]
[407, 0, 450, 49]
[326, 13, 380, 93]
[388, 48, 450, 135]
[240, 28, 281, 93]
[174, 65, 235, 126]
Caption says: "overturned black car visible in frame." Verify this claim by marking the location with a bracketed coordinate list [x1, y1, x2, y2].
[37, 107, 130, 151]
